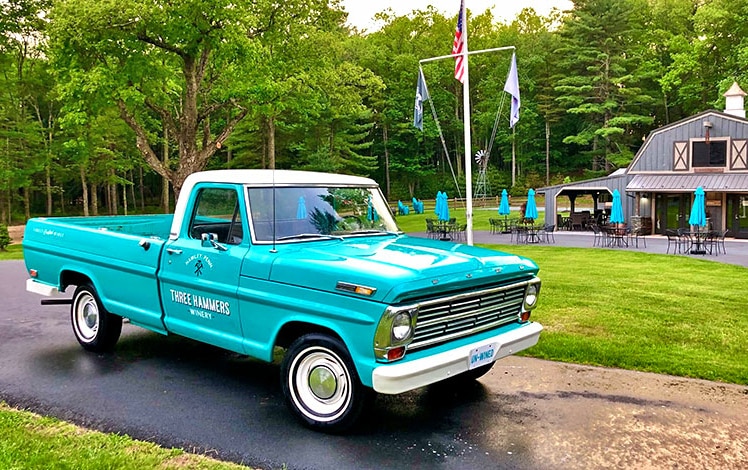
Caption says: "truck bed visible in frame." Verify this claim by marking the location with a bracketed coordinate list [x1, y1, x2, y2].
[23, 214, 172, 334]
[35, 214, 175, 238]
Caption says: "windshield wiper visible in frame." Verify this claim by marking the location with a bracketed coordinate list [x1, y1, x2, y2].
[276, 233, 344, 241]
[346, 230, 399, 236]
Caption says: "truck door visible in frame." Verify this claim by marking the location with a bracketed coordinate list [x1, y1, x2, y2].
[159, 185, 248, 353]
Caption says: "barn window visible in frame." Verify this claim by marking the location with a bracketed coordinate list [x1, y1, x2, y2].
[692, 141, 727, 168]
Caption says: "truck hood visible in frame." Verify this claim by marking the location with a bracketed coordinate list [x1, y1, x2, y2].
[254, 235, 538, 304]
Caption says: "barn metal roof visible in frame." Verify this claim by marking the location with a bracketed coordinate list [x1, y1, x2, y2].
[627, 173, 748, 192]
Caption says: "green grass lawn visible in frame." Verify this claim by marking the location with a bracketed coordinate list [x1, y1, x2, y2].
[395, 206, 544, 233]
[0, 403, 250, 469]
[484, 243, 748, 385]
[0, 244, 23, 261]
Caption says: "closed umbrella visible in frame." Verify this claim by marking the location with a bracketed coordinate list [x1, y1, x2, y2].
[609, 189, 625, 225]
[689, 186, 707, 228]
[434, 191, 443, 217]
[498, 189, 511, 233]
[499, 189, 510, 216]
[296, 196, 307, 219]
[438, 192, 450, 222]
[689, 186, 707, 254]
[524, 189, 538, 223]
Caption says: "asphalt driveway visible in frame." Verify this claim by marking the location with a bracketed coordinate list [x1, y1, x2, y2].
[1, 259, 747, 469]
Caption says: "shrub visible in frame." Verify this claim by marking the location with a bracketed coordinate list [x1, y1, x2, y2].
[0, 225, 10, 251]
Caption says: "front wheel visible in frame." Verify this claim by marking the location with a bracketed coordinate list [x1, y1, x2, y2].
[281, 334, 370, 432]
[71, 284, 122, 352]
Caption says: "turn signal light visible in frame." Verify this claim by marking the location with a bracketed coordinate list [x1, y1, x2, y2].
[520, 311, 531, 322]
[387, 346, 406, 361]
[30, 269, 38, 278]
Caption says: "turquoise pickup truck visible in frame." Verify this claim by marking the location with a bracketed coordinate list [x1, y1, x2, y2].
[23, 169, 542, 432]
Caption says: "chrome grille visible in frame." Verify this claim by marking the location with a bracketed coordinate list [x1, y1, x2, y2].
[408, 281, 528, 351]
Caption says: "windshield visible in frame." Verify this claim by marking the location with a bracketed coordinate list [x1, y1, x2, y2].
[247, 185, 400, 242]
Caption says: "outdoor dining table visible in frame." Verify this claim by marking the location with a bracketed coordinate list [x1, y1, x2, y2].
[604, 225, 628, 247]
[687, 231, 710, 255]
[435, 221, 455, 241]
[520, 224, 540, 244]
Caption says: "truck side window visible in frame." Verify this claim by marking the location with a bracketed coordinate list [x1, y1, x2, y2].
[189, 188, 243, 245]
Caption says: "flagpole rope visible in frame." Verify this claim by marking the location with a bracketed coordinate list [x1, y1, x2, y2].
[487, 93, 507, 157]
[419, 66, 465, 206]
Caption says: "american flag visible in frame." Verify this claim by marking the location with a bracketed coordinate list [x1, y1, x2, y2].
[452, 0, 465, 83]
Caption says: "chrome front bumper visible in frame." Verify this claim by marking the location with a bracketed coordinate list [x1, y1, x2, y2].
[371, 322, 543, 394]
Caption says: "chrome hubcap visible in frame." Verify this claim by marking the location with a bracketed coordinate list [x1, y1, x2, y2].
[309, 365, 337, 400]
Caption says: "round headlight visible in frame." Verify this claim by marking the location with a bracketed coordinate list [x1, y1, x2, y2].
[392, 311, 413, 341]
[525, 283, 539, 308]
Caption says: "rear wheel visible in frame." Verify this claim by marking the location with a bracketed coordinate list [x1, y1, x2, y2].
[281, 334, 370, 432]
[71, 284, 122, 352]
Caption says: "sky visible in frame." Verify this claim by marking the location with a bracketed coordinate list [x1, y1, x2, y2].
[339, 0, 573, 32]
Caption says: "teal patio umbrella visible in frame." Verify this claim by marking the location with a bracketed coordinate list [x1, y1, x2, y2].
[438, 192, 450, 222]
[498, 189, 511, 232]
[610, 189, 625, 225]
[524, 189, 538, 223]
[689, 186, 707, 229]
[499, 189, 510, 216]
[688, 186, 707, 254]
[434, 191, 443, 217]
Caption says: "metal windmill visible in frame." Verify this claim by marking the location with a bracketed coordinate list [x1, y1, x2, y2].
[474, 149, 491, 202]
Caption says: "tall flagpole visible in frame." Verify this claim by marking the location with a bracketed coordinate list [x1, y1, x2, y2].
[461, 0, 474, 246]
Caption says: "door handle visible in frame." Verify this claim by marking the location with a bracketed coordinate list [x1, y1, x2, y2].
[166, 248, 183, 255]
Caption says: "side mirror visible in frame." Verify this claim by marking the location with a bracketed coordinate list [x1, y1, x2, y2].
[201, 232, 227, 251]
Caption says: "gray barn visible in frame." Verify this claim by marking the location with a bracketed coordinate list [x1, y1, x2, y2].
[538, 82, 748, 239]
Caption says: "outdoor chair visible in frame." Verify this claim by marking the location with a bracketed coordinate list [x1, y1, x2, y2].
[715, 229, 729, 255]
[512, 225, 528, 244]
[489, 218, 499, 234]
[677, 228, 694, 253]
[570, 213, 585, 231]
[665, 229, 682, 254]
[590, 224, 605, 247]
[425, 219, 437, 239]
[452, 223, 467, 242]
[539, 224, 556, 243]
[628, 226, 647, 248]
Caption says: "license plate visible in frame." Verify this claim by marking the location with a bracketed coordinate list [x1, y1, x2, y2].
[468, 343, 496, 370]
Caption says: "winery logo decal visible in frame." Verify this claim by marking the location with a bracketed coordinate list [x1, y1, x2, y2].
[169, 288, 231, 320]
[185, 254, 213, 276]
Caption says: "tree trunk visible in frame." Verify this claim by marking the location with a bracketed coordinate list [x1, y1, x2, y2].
[111, 169, 118, 215]
[91, 184, 98, 216]
[1, 191, 6, 225]
[23, 187, 30, 221]
[162, 125, 170, 214]
[128, 171, 136, 215]
[46, 166, 52, 216]
[139, 166, 145, 212]
[80, 166, 89, 217]
[122, 179, 128, 216]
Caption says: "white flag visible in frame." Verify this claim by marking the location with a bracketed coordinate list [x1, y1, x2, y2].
[504, 52, 520, 128]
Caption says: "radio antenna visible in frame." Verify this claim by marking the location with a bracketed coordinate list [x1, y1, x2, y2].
[271, 165, 277, 253]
